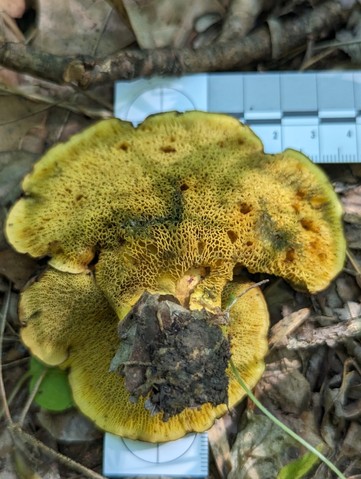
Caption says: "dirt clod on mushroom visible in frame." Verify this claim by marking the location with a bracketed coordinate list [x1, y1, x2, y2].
[110, 291, 231, 421]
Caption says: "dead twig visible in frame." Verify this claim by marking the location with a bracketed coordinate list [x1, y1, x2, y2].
[18, 368, 47, 427]
[9, 425, 108, 479]
[0, 84, 113, 119]
[0, 0, 353, 88]
[346, 249, 361, 288]
[0, 282, 13, 425]
[287, 317, 361, 350]
[226, 279, 269, 312]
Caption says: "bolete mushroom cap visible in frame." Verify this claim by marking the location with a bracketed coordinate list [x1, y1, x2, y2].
[20, 269, 269, 442]
[6, 112, 345, 316]
[7, 111, 346, 441]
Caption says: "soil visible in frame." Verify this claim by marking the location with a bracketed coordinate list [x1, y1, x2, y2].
[110, 292, 231, 420]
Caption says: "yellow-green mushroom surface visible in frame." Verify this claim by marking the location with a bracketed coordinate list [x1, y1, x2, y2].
[20, 270, 268, 441]
[6, 111, 346, 441]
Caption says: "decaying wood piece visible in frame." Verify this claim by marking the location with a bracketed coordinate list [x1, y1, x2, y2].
[287, 317, 361, 350]
[110, 291, 231, 421]
[269, 307, 311, 349]
[0, 0, 353, 88]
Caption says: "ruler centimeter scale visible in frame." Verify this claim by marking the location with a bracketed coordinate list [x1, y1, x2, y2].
[115, 71, 361, 163]
[103, 431, 208, 477]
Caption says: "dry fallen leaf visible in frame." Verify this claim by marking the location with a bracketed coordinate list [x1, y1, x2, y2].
[287, 317, 361, 350]
[32, 0, 134, 55]
[258, 358, 312, 415]
[342, 421, 361, 456]
[208, 417, 232, 479]
[0, 151, 39, 205]
[217, 0, 264, 42]
[228, 412, 295, 479]
[0, 429, 19, 479]
[336, 8, 361, 63]
[0, 96, 48, 153]
[0, 249, 38, 290]
[37, 409, 102, 443]
[122, 0, 225, 48]
[342, 185, 361, 224]
[0, 0, 26, 19]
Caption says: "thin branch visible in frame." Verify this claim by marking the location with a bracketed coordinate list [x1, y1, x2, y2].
[18, 368, 47, 427]
[313, 37, 361, 51]
[0, 83, 112, 119]
[226, 279, 269, 312]
[0, 0, 352, 89]
[0, 372, 30, 421]
[2, 357, 28, 368]
[0, 282, 13, 425]
[9, 425, 108, 479]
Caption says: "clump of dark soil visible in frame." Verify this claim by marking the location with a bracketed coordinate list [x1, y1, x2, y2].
[110, 291, 231, 420]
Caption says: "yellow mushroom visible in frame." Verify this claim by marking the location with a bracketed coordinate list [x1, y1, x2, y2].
[6, 111, 346, 441]
[6, 112, 345, 316]
[20, 269, 268, 442]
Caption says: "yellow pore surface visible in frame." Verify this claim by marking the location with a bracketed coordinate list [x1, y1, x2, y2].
[7, 111, 345, 314]
[20, 269, 269, 442]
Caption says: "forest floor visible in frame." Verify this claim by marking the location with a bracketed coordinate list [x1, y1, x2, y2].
[1, 1, 361, 478]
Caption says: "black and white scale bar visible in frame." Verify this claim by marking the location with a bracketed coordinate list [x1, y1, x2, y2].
[115, 71, 361, 163]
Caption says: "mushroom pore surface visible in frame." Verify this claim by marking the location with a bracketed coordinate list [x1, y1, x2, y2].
[7, 111, 346, 441]
[20, 269, 269, 441]
[6, 112, 346, 316]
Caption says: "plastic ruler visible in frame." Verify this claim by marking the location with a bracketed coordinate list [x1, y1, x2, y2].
[103, 432, 208, 477]
[115, 71, 361, 163]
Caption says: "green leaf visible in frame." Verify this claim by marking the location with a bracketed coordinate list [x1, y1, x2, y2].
[276, 445, 323, 479]
[29, 357, 74, 411]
